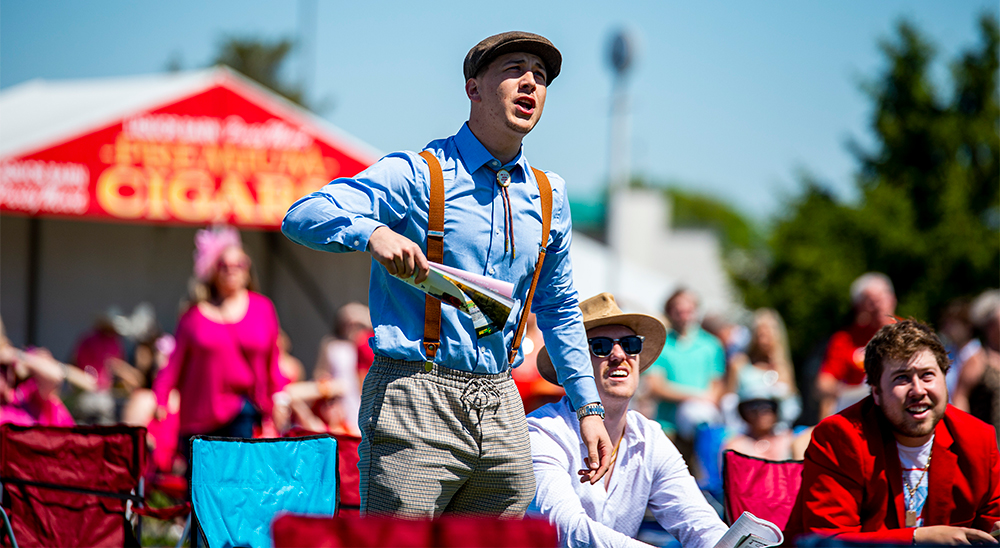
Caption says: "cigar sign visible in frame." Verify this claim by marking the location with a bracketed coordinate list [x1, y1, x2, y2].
[0, 81, 375, 228]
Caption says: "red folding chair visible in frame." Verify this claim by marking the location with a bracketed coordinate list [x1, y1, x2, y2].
[284, 428, 362, 516]
[272, 514, 559, 548]
[0, 424, 147, 547]
[331, 433, 361, 516]
[721, 449, 803, 530]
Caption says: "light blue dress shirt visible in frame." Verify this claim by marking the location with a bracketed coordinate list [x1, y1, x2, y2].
[282, 123, 599, 410]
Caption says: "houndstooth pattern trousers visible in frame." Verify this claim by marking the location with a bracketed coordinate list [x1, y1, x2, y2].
[357, 356, 535, 518]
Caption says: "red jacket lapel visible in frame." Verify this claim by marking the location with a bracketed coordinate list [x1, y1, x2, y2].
[924, 414, 957, 525]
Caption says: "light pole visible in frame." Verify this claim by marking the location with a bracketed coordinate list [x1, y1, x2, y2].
[607, 28, 636, 294]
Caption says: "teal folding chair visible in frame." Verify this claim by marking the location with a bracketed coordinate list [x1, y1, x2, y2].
[189, 434, 338, 548]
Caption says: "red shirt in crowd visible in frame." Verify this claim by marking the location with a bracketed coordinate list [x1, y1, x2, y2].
[818, 323, 882, 386]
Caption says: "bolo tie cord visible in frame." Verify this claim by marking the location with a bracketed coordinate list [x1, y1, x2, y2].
[489, 166, 516, 260]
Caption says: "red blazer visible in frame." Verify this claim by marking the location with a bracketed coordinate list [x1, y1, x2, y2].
[785, 396, 1000, 544]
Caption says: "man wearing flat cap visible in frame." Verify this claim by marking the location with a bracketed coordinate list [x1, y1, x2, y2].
[528, 293, 728, 548]
[283, 32, 612, 518]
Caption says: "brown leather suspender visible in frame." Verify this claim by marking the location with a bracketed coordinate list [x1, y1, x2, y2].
[417, 150, 552, 368]
[418, 150, 445, 365]
[510, 167, 552, 365]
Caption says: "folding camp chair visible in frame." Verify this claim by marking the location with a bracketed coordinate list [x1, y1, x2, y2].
[0, 424, 147, 547]
[283, 428, 361, 516]
[721, 449, 803, 529]
[189, 434, 338, 548]
[331, 433, 361, 515]
[271, 513, 560, 548]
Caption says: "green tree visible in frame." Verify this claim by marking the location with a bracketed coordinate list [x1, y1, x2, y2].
[212, 36, 306, 106]
[748, 14, 1000, 381]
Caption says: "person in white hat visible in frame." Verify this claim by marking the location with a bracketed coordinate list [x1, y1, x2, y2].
[528, 293, 728, 548]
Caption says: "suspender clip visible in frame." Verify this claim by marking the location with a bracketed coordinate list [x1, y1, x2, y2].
[423, 341, 439, 372]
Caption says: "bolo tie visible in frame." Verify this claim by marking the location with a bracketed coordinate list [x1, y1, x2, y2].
[487, 165, 516, 260]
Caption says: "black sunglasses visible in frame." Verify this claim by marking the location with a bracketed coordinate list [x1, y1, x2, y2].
[587, 335, 644, 358]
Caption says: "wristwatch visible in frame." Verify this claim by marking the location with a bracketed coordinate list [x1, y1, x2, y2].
[576, 402, 605, 421]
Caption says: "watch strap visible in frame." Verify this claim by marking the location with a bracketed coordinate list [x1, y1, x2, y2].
[577, 402, 605, 421]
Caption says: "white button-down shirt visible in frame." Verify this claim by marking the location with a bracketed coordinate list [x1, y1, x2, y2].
[528, 397, 728, 548]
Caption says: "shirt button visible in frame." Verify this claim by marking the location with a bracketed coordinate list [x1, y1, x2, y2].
[354, 240, 360, 246]
[488, 267, 496, 275]
[489, 160, 500, 169]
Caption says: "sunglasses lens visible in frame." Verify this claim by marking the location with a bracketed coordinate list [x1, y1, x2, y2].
[588, 336, 643, 357]
[620, 336, 643, 355]
[589, 338, 613, 357]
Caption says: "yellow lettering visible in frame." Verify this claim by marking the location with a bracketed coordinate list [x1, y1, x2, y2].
[99, 144, 114, 165]
[167, 169, 215, 222]
[255, 172, 296, 225]
[281, 150, 309, 178]
[146, 168, 170, 220]
[252, 148, 282, 174]
[172, 144, 197, 170]
[114, 134, 137, 165]
[215, 171, 258, 224]
[303, 146, 326, 177]
[220, 145, 256, 175]
[202, 145, 223, 175]
[144, 143, 171, 168]
[96, 165, 147, 219]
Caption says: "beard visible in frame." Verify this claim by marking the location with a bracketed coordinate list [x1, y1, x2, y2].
[880, 400, 945, 440]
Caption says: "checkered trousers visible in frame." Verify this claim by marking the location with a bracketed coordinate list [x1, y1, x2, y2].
[357, 356, 535, 518]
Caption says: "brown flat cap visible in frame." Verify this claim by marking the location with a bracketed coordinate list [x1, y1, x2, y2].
[464, 31, 562, 84]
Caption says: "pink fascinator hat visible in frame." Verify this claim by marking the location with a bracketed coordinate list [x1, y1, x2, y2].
[193, 225, 243, 282]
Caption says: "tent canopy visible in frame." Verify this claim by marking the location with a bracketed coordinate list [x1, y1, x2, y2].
[0, 67, 380, 228]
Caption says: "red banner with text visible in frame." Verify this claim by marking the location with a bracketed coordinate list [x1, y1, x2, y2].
[0, 85, 374, 228]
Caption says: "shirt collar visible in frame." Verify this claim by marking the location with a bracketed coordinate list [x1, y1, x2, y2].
[456, 123, 527, 176]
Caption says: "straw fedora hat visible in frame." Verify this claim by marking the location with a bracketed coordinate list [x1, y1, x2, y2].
[536, 292, 666, 386]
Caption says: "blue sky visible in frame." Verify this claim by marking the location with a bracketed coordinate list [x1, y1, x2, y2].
[2, 1, 995, 222]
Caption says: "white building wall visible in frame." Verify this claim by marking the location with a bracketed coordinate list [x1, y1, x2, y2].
[605, 188, 735, 316]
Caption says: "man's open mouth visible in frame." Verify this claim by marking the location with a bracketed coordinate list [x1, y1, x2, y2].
[609, 368, 629, 379]
[906, 403, 931, 417]
[514, 97, 535, 113]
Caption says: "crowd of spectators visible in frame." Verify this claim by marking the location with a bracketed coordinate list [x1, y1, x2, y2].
[4, 260, 997, 472]
[627, 274, 999, 486]
[0, 225, 379, 476]
[2, 227, 998, 543]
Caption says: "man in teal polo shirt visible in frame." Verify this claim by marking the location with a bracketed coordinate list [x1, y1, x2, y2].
[643, 288, 725, 439]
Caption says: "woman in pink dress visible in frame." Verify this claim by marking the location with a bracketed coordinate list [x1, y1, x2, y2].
[153, 226, 288, 457]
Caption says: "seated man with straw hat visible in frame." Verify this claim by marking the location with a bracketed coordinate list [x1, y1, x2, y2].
[527, 293, 728, 548]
